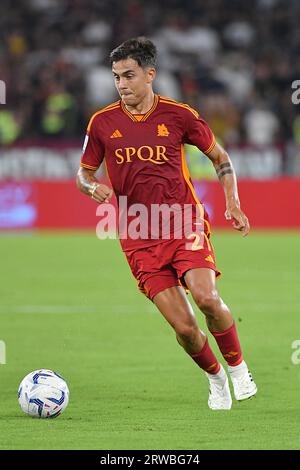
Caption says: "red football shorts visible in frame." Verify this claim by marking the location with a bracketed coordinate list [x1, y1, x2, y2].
[125, 233, 221, 301]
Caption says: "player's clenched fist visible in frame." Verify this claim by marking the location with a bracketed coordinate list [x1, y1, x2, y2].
[90, 183, 113, 203]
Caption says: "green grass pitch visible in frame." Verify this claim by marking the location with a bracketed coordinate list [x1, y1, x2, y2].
[0, 230, 299, 450]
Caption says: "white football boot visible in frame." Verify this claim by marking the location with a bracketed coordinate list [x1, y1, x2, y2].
[228, 360, 257, 401]
[206, 365, 232, 410]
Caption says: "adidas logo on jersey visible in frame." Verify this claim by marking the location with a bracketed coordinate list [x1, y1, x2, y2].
[110, 130, 123, 138]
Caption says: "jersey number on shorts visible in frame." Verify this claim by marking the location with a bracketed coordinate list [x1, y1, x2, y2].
[187, 232, 212, 251]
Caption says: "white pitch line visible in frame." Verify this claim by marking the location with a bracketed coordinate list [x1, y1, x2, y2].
[0, 305, 157, 315]
[0, 305, 98, 314]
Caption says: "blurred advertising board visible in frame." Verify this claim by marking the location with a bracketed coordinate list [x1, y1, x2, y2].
[0, 142, 299, 230]
[0, 178, 299, 230]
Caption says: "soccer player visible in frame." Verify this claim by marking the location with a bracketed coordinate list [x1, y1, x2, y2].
[77, 37, 257, 410]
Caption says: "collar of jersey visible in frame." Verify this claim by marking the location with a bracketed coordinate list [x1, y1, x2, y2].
[120, 94, 159, 122]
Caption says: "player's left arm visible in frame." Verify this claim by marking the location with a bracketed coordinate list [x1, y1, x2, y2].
[206, 142, 250, 236]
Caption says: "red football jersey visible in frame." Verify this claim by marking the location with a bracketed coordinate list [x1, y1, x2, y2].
[81, 94, 216, 251]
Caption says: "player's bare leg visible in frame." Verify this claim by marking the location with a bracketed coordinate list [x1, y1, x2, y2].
[153, 285, 206, 355]
[184, 268, 257, 400]
[184, 268, 233, 332]
[153, 286, 232, 410]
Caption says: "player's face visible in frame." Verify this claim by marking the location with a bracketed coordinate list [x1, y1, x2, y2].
[112, 58, 156, 107]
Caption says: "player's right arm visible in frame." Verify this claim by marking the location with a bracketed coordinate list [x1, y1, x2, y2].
[76, 168, 112, 203]
[76, 114, 113, 204]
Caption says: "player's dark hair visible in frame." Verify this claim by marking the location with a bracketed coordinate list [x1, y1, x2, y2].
[110, 37, 157, 68]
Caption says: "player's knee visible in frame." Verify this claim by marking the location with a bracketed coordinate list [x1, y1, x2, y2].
[193, 290, 220, 315]
[175, 322, 198, 342]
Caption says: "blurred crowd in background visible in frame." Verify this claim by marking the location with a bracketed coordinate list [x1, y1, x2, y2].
[0, 0, 300, 147]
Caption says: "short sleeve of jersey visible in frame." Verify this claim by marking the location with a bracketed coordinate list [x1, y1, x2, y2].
[80, 115, 105, 170]
[183, 108, 216, 155]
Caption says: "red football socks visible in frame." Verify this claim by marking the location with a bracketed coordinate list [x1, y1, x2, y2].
[210, 321, 243, 366]
[190, 338, 221, 374]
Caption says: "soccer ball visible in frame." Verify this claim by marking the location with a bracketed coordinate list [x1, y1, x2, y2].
[18, 369, 69, 418]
